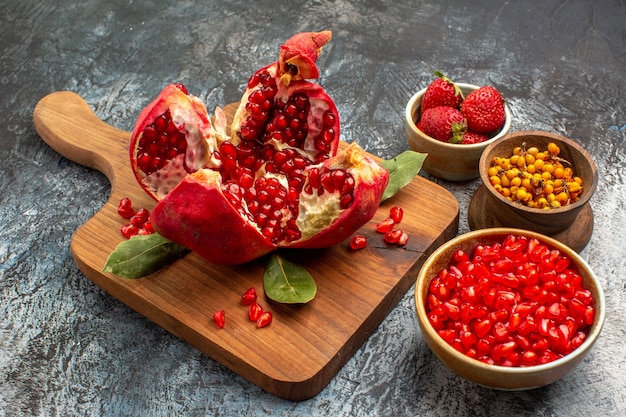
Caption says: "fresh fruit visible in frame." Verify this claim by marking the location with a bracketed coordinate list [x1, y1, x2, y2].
[256, 311, 273, 328]
[426, 234, 595, 366]
[460, 130, 489, 145]
[248, 303, 264, 322]
[129, 83, 227, 201]
[140, 32, 389, 265]
[461, 86, 506, 134]
[376, 217, 395, 233]
[117, 197, 136, 218]
[487, 142, 583, 209]
[350, 235, 367, 250]
[241, 287, 258, 305]
[389, 206, 403, 223]
[417, 106, 467, 143]
[213, 310, 225, 328]
[421, 71, 463, 113]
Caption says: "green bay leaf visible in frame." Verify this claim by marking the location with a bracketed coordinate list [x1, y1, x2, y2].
[263, 253, 317, 304]
[380, 150, 427, 201]
[102, 233, 188, 279]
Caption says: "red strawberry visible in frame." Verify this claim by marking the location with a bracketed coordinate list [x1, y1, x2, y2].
[417, 106, 467, 143]
[460, 130, 489, 144]
[421, 71, 463, 113]
[461, 86, 506, 134]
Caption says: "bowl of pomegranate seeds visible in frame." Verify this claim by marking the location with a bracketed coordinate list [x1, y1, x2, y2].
[405, 72, 511, 181]
[477, 130, 598, 237]
[415, 228, 605, 390]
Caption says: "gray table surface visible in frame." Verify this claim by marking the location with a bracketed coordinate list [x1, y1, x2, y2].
[1, 1, 625, 416]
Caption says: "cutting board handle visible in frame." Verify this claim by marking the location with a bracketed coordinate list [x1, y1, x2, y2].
[33, 91, 130, 184]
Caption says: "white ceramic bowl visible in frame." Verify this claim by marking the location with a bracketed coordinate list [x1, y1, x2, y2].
[415, 228, 605, 390]
[405, 83, 512, 182]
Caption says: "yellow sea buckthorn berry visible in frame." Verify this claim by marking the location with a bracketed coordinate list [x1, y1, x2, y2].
[541, 171, 552, 181]
[493, 184, 503, 193]
[551, 200, 561, 208]
[556, 191, 569, 205]
[516, 157, 526, 169]
[568, 182, 582, 194]
[525, 154, 536, 165]
[527, 146, 539, 156]
[500, 175, 511, 187]
[548, 142, 560, 155]
[516, 188, 532, 202]
[574, 176, 583, 185]
[563, 167, 574, 179]
[526, 164, 537, 174]
[542, 163, 555, 174]
[510, 154, 520, 166]
[543, 182, 554, 195]
[513, 146, 523, 156]
[536, 197, 548, 208]
[534, 159, 545, 171]
[506, 168, 519, 180]
[511, 176, 522, 187]
[553, 166, 565, 179]
[488, 166, 500, 177]
[521, 178, 532, 190]
[501, 188, 511, 198]
[490, 175, 501, 186]
[547, 193, 556, 202]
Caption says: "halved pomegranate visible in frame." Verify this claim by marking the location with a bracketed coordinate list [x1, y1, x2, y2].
[130, 31, 390, 265]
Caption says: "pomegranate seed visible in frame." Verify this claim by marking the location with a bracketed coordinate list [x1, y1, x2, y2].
[249, 303, 264, 322]
[256, 311, 273, 328]
[397, 231, 409, 246]
[213, 310, 225, 328]
[120, 224, 139, 239]
[384, 229, 403, 245]
[376, 218, 395, 233]
[241, 287, 258, 306]
[389, 206, 403, 223]
[426, 234, 595, 366]
[117, 198, 135, 218]
[350, 235, 367, 250]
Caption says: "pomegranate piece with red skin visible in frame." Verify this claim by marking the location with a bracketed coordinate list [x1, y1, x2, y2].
[426, 234, 595, 367]
[136, 31, 389, 265]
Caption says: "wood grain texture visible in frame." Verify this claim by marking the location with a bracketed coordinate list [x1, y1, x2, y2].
[33, 91, 459, 400]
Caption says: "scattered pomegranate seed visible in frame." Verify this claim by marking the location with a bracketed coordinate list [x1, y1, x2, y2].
[117, 197, 135, 218]
[390, 206, 404, 223]
[350, 235, 367, 250]
[248, 302, 264, 322]
[376, 217, 395, 233]
[397, 231, 409, 246]
[426, 234, 595, 367]
[256, 311, 273, 328]
[120, 224, 139, 239]
[213, 310, 225, 328]
[241, 287, 258, 305]
[384, 229, 403, 244]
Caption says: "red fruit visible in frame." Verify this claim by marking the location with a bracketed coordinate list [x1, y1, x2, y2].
[249, 303, 264, 322]
[417, 106, 467, 143]
[241, 287, 258, 306]
[421, 71, 463, 113]
[129, 83, 224, 200]
[460, 130, 490, 144]
[120, 224, 139, 239]
[376, 217, 395, 233]
[389, 206, 403, 223]
[460, 86, 506, 134]
[397, 231, 409, 246]
[131, 32, 389, 265]
[350, 235, 367, 250]
[256, 311, 273, 328]
[117, 197, 135, 218]
[384, 229, 403, 244]
[213, 310, 225, 328]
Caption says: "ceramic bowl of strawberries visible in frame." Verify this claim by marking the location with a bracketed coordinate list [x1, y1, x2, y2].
[405, 72, 512, 181]
[414, 228, 605, 390]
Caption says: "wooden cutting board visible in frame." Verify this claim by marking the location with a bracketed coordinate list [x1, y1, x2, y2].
[33, 91, 459, 401]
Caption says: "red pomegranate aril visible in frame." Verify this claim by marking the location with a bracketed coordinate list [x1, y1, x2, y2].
[121, 224, 139, 239]
[256, 311, 273, 328]
[350, 235, 367, 250]
[117, 197, 136, 218]
[376, 218, 395, 233]
[213, 310, 225, 329]
[426, 234, 595, 367]
[384, 229, 403, 244]
[249, 303, 264, 322]
[241, 287, 258, 306]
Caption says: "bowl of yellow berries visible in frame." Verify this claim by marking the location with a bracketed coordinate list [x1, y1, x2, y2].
[471, 131, 598, 250]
